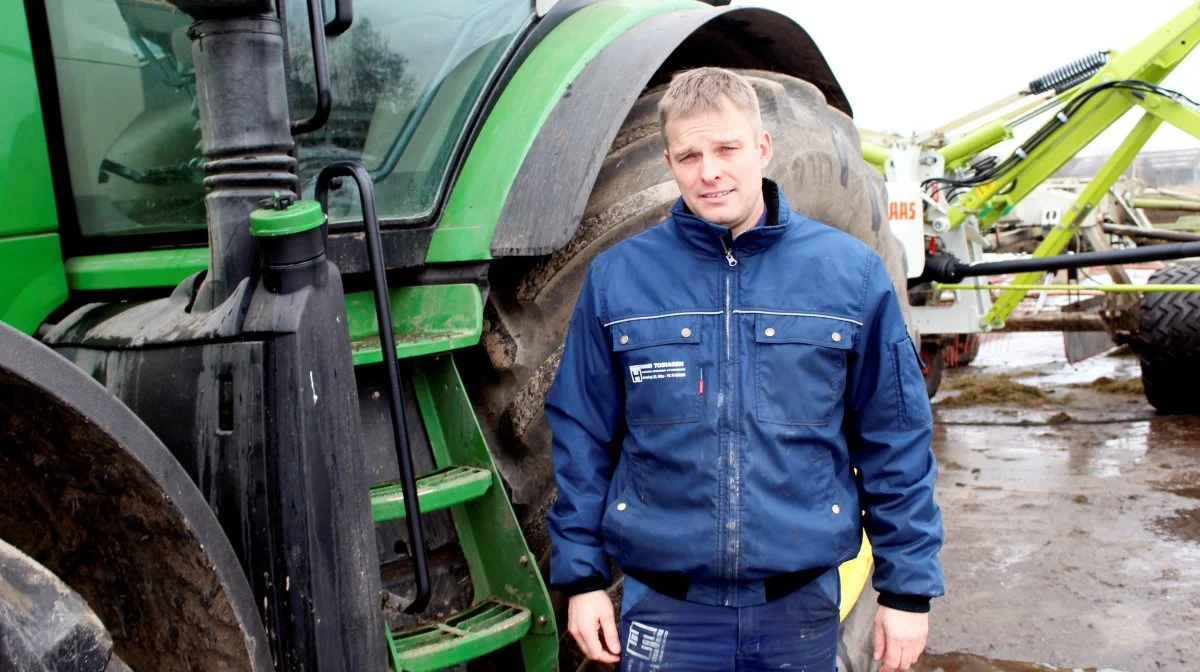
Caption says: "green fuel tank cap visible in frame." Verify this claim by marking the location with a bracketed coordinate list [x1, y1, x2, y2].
[250, 195, 326, 237]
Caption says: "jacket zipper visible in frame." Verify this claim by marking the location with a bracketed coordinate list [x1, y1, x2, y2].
[719, 235, 740, 589]
[720, 236, 736, 358]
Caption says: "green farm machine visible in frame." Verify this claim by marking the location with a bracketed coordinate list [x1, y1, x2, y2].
[865, 2, 1200, 406]
[0, 0, 890, 670]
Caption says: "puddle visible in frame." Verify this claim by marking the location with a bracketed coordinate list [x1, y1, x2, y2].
[957, 332, 1142, 388]
[933, 421, 1153, 483]
[1152, 473, 1200, 501]
[916, 652, 1124, 672]
[1151, 462, 1200, 543]
[1067, 425, 1151, 478]
[1145, 414, 1200, 450]
[931, 332, 1164, 427]
[1154, 507, 1200, 543]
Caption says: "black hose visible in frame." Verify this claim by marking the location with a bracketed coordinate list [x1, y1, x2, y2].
[918, 242, 1200, 284]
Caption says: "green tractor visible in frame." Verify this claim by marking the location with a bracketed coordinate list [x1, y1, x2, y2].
[0, 0, 896, 669]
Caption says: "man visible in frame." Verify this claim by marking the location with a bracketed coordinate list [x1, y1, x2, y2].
[545, 67, 943, 672]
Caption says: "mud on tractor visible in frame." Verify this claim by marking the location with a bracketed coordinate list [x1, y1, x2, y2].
[0, 0, 899, 670]
[865, 1, 1200, 408]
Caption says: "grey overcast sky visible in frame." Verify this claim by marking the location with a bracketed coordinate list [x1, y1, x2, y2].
[737, 0, 1200, 156]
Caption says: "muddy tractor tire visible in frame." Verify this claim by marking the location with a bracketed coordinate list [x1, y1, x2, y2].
[1134, 263, 1200, 415]
[0, 323, 272, 672]
[0, 539, 132, 672]
[466, 70, 902, 665]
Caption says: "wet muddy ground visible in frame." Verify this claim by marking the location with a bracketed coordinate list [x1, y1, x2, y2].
[915, 332, 1200, 672]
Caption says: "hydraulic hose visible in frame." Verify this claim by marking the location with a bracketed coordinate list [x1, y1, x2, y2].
[916, 242, 1200, 285]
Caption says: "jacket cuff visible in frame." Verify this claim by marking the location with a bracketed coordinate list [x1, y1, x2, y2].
[553, 575, 611, 598]
[877, 592, 931, 613]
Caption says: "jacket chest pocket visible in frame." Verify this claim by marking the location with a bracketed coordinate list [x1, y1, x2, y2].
[611, 317, 704, 426]
[753, 314, 855, 425]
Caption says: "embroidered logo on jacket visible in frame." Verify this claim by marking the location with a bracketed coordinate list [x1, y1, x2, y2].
[629, 361, 687, 383]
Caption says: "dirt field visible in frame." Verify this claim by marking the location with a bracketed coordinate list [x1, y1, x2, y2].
[914, 332, 1200, 672]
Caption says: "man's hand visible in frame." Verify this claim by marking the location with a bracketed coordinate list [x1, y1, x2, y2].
[873, 606, 928, 672]
[567, 590, 621, 664]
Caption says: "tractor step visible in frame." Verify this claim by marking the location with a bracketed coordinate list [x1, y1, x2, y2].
[371, 466, 492, 523]
[387, 599, 531, 672]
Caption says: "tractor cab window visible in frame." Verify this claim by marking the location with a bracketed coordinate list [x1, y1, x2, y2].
[286, 0, 532, 223]
[44, 0, 532, 240]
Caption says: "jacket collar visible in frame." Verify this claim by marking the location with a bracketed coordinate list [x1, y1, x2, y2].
[670, 179, 792, 261]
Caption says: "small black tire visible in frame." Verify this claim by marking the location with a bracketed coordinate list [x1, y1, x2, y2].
[920, 339, 945, 399]
[956, 333, 982, 367]
[1133, 263, 1200, 414]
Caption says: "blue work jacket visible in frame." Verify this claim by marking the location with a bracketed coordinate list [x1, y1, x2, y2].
[545, 180, 944, 609]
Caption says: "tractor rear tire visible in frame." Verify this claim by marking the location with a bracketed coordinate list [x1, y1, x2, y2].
[464, 69, 903, 666]
[1133, 263, 1200, 414]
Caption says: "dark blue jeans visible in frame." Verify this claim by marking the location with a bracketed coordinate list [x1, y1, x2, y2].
[618, 569, 840, 672]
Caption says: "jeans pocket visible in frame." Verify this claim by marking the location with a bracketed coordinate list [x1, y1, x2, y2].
[784, 568, 842, 622]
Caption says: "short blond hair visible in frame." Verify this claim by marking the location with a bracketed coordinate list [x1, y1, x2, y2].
[658, 67, 762, 147]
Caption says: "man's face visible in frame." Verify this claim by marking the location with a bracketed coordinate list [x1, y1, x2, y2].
[664, 100, 772, 236]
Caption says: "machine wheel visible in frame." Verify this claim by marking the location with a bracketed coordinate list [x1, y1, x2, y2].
[955, 333, 982, 367]
[921, 339, 945, 398]
[464, 70, 903, 666]
[1133, 264, 1200, 414]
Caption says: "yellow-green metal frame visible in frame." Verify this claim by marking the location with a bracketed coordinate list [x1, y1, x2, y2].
[892, 1, 1200, 327]
[982, 111, 1167, 324]
[947, 2, 1200, 231]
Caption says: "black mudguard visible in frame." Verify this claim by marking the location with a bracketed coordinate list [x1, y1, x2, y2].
[491, 4, 851, 257]
[0, 322, 272, 672]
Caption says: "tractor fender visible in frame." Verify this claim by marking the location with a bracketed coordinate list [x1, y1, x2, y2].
[489, 3, 852, 257]
[0, 322, 272, 672]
